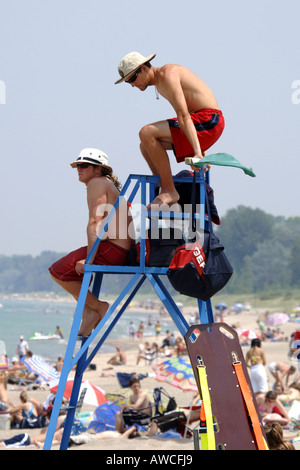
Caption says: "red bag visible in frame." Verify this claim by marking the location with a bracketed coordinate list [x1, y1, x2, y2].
[169, 240, 206, 278]
[167, 230, 233, 301]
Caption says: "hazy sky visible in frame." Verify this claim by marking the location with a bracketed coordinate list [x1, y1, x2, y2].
[0, 0, 299, 256]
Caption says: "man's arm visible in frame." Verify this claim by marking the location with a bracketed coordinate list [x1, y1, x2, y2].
[159, 70, 202, 158]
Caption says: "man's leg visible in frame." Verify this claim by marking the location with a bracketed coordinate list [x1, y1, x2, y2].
[50, 275, 108, 337]
[139, 120, 179, 209]
[78, 304, 109, 337]
[148, 421, 158, 436]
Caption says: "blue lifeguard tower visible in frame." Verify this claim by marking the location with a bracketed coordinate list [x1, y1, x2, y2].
[43, 155, 267, 451]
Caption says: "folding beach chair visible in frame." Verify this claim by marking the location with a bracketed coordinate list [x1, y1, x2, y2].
[150, 390, 200, 438]
[121, 386, 176, 430]
[122, 407, 153, 428]
[61, 388, 87, 414]
[152, 387, 177, 416]
[22, 355, 59, 385]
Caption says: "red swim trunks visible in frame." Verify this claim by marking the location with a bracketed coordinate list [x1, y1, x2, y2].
[49, 241, 129, 282]
[168, 108, 225, 163]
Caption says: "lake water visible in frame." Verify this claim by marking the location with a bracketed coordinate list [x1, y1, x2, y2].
[0, 297, 173, 363]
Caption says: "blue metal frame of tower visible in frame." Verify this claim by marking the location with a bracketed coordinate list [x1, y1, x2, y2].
[43, 170, 214, 450]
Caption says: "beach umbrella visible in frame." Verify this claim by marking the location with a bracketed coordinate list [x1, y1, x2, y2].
[106, 388, 153, 407]
[215, 302, 227, 310]
[22, 355, 59, 383]
[50, 379, 106, 407]
[106, 389, 131, 406]
[237, 329, 260, 340]
[234, 303, 244, 309]
[152, 357, 198, 392]
[0, 341, 8, 370]
[0, 355, 8, 370]
[88, 402, 121, 433]
[265, 313, 289, 326]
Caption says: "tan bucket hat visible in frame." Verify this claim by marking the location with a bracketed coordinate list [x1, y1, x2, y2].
[115, 51, 156, 84]
[70, 148, 112, 171]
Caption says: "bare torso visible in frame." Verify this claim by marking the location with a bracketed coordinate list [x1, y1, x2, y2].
[129, 390, 152, 415]
[87, 176, 133, 251]
[154, 64, 219, 113]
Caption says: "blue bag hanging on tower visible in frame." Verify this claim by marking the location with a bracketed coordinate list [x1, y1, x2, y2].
[167, 172, 233, 300]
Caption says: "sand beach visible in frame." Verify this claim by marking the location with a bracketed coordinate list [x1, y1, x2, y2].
[1, 303, 299, 452]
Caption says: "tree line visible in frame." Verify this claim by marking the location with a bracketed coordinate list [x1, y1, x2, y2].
[215, 206, 300, 293]
[0, 206, 299, 295]
[0, 251, 141, 296]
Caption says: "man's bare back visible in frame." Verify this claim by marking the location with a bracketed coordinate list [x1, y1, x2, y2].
[86, 175, 133, 252]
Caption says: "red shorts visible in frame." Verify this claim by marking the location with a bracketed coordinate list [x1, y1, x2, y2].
[168, 108, 225, 163]
[49, 241, 129, 282]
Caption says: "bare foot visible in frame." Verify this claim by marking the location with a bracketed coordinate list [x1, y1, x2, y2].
[78, 302, 109, 337]
[146, 190, 179, 211]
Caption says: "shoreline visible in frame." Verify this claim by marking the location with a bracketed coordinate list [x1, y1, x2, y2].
[0, 293, 77, 304]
